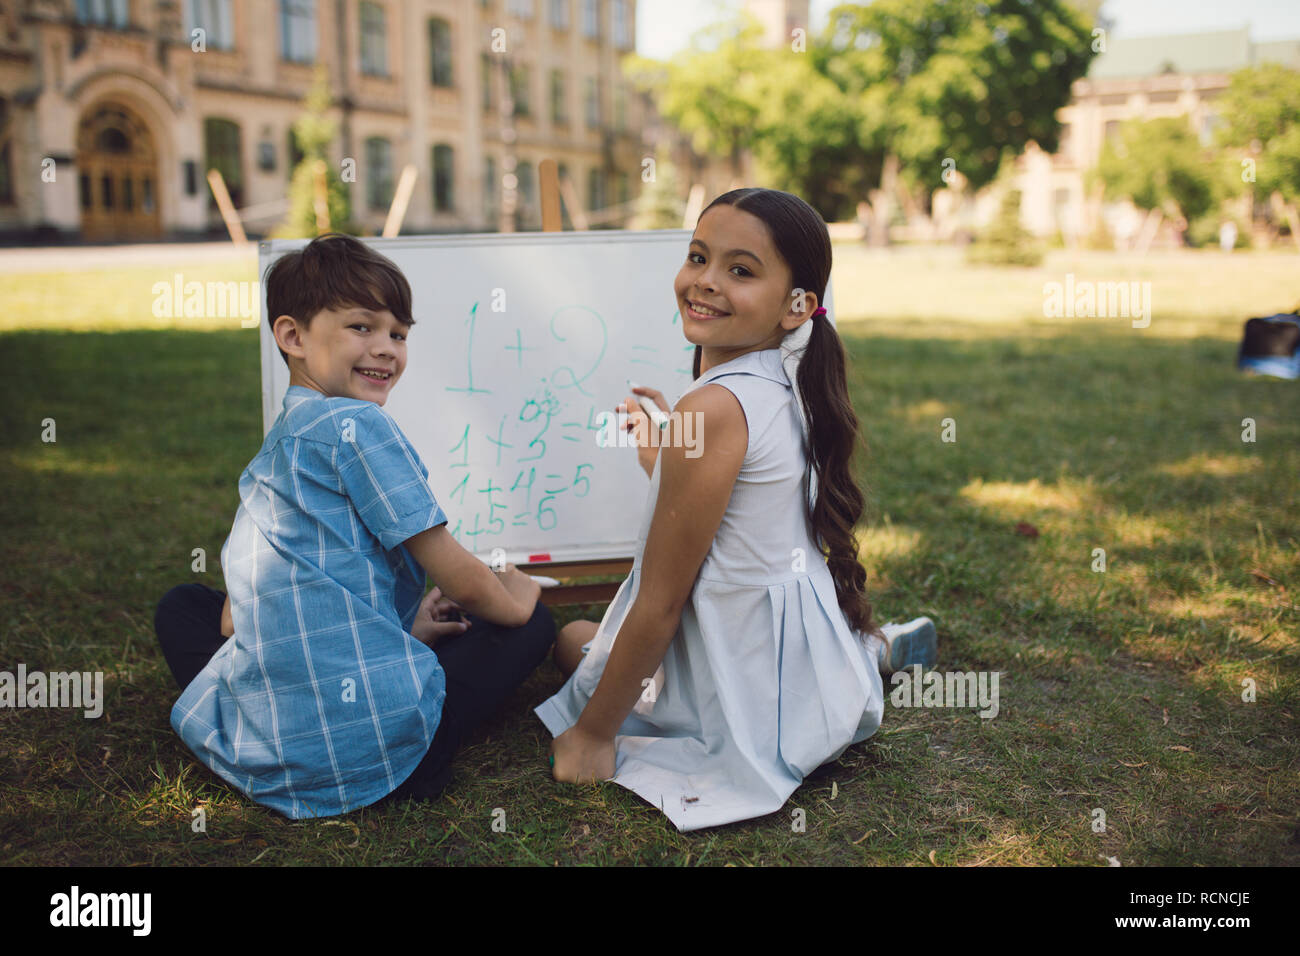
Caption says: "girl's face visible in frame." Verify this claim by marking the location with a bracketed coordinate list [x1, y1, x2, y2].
[673, 204, 817, 374]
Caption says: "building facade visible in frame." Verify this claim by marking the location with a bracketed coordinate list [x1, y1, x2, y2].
[1009, 28, 1300, 247]
[0, 0, 660, 241]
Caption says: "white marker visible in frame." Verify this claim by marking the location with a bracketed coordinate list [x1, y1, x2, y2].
[626, 379, 669, 430]
[528, 575, 560, 588]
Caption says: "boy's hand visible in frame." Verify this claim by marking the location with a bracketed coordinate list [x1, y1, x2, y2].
[410, 586, 469, 648]
[550, 723, 616, 784]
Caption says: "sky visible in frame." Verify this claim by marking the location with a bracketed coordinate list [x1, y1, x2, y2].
[636, 0, 1300, 60]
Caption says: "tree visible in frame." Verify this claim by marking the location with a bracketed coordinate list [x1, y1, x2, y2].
[818, 0, 1098, 235]
[623, 0, 1097, 232]
[273, 68, 354, 238]
[622, 14, 768, 184]
[966, 187, 1043, 266]
[1215, 64, 1300, 244]
[1092, 116, 1216, 246]
[630, 146, 688, 229]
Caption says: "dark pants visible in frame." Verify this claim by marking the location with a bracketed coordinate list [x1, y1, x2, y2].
[154, 582, 556, 808]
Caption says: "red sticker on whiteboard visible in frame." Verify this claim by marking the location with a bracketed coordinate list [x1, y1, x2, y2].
[527, 553, 551, 563]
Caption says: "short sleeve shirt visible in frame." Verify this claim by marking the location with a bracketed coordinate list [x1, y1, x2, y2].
[171, 386, 448, 818]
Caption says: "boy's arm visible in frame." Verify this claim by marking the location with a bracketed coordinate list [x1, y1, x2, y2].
[403, 524, 539, 629]
[221, 595, 234, 637]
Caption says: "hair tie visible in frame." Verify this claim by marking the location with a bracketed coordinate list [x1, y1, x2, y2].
[811, 307, 827, 318]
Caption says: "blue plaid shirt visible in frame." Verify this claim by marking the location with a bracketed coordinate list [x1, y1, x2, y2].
[171, 385, 448, 818]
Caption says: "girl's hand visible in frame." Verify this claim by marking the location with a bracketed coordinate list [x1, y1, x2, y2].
[410, 586, 469, 648]
[550, 722, 616, 784]
[617, 385, 670, 479]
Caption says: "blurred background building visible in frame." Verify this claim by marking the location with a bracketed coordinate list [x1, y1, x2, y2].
[0, 0, 1296, 245]
[1009, 27, 1300, 248]
[0, 0, 694, 241]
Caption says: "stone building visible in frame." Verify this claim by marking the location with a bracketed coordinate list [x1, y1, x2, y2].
[1008, 27, 1300, 247]
[0, 0, 682, 241]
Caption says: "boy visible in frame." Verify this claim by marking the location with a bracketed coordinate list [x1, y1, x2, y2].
[154, 233, 555, 818]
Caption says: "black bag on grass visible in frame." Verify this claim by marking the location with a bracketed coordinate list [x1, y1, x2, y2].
[1237, 313, 1300, 380]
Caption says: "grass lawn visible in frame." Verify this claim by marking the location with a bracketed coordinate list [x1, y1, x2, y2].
[0, 245, 1296, 865]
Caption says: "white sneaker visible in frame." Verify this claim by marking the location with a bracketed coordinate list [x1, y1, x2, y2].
[875, 617, 938, 675]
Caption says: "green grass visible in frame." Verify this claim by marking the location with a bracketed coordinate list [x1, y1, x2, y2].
[0, 247, 1297, 865]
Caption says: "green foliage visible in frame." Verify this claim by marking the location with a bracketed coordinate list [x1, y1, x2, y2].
[627, 0, 1098, 222]
[630, 148, 687, 229]
[622, 15, 766, 174]
[1185, 214, 1250, 249]
[820, 0, 1099, 195]
[966, 188, 1044, 266]
[1095, 116, 1216, 226]
[1215, 64, 1300, 204]
[273, 68, 355, 238]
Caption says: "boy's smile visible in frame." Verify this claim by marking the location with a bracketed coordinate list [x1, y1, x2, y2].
[674, 204, 816, 376]
[274, 304, 408, 405]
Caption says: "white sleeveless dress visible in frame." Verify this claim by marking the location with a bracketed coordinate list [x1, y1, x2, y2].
[534, 348, 885, 831]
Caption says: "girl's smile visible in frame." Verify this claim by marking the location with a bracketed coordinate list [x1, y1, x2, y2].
[674, 204, 817, 376]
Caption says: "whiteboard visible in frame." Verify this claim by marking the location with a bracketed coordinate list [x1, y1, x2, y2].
[259, 229, 834, 565]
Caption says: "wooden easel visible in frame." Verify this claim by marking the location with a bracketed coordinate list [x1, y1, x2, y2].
[530, 158, 633, 607]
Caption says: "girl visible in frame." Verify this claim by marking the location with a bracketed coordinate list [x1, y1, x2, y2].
[534, 187, 937, 831]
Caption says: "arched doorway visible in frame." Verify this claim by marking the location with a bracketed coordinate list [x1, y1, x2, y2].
[76, 101, 161, 240]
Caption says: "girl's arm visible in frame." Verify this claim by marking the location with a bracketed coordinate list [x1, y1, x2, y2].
[553, 384, 747, 779]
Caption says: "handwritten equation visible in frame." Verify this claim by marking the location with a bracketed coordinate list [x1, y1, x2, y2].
[438, 300, 693, 546]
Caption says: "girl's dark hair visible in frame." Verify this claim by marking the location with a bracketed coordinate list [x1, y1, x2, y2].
[691, 188, 882, 640]
[264, 232, 414, 365]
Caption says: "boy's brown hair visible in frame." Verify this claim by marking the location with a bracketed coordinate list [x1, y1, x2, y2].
[264, 232, 415, 365]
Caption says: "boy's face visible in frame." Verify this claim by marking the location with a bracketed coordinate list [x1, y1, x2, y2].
[275, 303, 408, 406]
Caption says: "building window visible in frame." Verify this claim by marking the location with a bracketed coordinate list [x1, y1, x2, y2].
[280, 0, 317, 63]
[613, 80, 625, 132]
[75, 0, 128, 27]
[587, 167, 604, 214]
[510, 64, 531, 117]
[549, 0, 569, 30]
[365, 136, 393, 210]
[186, 0, 234, 50]
[613, 0, 630, 48]
[507, 0, 534, 18]
[429, 18, 453, 87]
[551, 69, 567, 124]
[581, 0, 598, 39]
[203, 117, 243, 208]
[484, 156, 497, 220]
[517, 160, 535, 225]
[481, 53, 496, 111]
[584, 76, 599, 127]
[432, 144, 454, 212]
[0, 140, 13, 205]
[360, 2, 388, 77]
